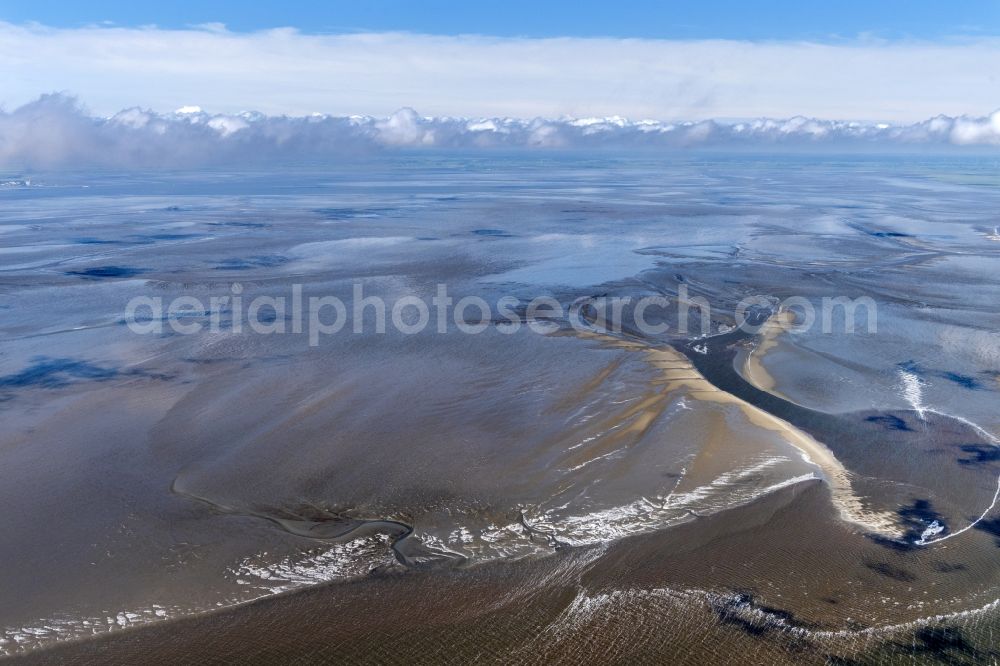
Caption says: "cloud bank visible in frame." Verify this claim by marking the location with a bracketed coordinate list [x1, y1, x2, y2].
[2, 22, 1000, 122]
[2, 94, 1000, 169]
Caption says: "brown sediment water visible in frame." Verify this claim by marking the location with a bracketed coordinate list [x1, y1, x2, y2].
[18, 482, 1000, 665]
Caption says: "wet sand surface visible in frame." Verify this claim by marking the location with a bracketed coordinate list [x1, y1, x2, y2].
[19, 484, 1000, 665]
[1, 156, 1000, 662]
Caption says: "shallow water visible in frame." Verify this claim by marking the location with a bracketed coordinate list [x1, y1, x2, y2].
[1, 155, 999, 662]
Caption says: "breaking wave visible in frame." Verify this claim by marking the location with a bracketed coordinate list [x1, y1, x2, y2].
[521, 585, 1000, 658]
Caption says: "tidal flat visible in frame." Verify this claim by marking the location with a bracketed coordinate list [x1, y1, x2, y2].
[2, 155, 999, 663]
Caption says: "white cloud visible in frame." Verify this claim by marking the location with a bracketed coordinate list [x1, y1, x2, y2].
[1, 22, 1000, 122]
[2, 94, 1000, 169]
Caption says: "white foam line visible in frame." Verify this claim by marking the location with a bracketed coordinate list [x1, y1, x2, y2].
[916, 408, 1000, 546]
[563, 448, 624, 472]
[535, 464, 817, 547]
[0, 605, 184, 656]
[702, 589, 1000, 641]
[925, 408, 1000, 445]
[898, 369, 926, 420]
[1, 535, 401, 656]
[525, 585, 1000, 652]
[917, 471, 1000, 546]
[231, 534, 393, 594]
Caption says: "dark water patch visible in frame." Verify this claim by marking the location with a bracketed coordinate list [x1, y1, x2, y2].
[974, 517, 1000, 546]
[315, 207, 394, 220]
[893, 626, 977, 660]
[214, 255, 288, 271]
[137, 232, 200, 241]
[870, 231, 912, 238]
[957, 444, 1000, 466]
[932, 561, 967, 573]
[471, 228, 514, 237]
[897, 499, 948, 543]
[207, 221, 268, 228]
[867, 534, 917, 552]
[913, 626, 975, 656]
[65, 266, 147, 279]
[848, 222, 913, 238]
[864, 624, 993, 663]
[711, 592, 814, 637]
[253, 307, 280, 324]
[0, 357, 119, 389]
[72, 237, 120, 245]
[898, 361, 983, 390]
[866, 497, 948, 551]
[0, 358, 171, 396]
[181, 356, 245, 366]
[865, 414, 912, 432]
[864, 560, 917, 582]
[941, 372, 983, 390]
[898, 499, 945, 525]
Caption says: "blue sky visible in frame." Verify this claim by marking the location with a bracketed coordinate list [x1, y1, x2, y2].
[1, 3, 999, 122]
[4, 0, 999, 40]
